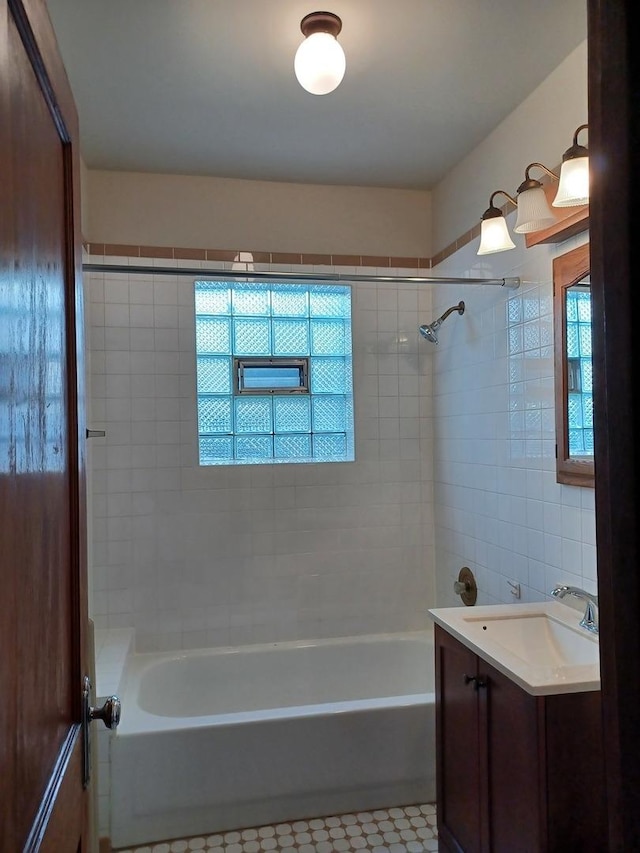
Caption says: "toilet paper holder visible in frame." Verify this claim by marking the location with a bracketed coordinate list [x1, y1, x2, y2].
[454, 566, 477, 606]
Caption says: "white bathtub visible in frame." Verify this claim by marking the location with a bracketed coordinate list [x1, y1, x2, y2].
[110, 631, 435, 848]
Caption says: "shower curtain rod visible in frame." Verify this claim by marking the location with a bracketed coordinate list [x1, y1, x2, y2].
[82, 263, 520, 288]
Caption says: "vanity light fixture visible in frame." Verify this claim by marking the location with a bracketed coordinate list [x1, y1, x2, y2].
[294, 11, 346, 95]
[476, 124, 589, 255]
[477, 190, 517, 255]
[553, 123, 589, 207]
[513, 162, 559, 233]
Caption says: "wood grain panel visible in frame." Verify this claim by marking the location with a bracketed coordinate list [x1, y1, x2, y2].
[545, 691, 606, 849]
[552, 242, 593, 487]
[483, 662, 543, 852]
[435, 625, 482, 853]
[587, 2, 640, 847]
[524, 181, 589, 247]
[0, 6, 17, 844]
[1, 0, 88, 849]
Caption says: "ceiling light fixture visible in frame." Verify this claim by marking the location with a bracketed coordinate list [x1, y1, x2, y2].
[294, 11, 346, 95]
[477, 125, 589, 255]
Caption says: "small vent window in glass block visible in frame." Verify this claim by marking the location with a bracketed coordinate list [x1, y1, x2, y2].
[194, 280, 354, 466]
[235, 358, 309, 394]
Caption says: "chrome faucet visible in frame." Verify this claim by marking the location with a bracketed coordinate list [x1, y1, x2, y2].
[551, 585, 599, 634]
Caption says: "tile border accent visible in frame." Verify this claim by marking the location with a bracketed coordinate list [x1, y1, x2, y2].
[82, 242, 433, 269]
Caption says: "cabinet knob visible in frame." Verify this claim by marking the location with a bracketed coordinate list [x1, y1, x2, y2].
[464, 674, 487, 690]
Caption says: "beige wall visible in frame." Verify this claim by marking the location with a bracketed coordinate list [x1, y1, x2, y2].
[81, 40, 586, 260]
[431, 41, 588, 254]
[84, 170, 432, 257]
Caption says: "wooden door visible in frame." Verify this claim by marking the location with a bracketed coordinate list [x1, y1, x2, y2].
[0, 0, 88, 850]
[482, 661, 542, 853]
[434, 625, 484, 853]
[587, 0, 640, 848]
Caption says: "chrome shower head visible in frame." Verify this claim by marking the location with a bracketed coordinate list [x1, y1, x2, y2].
[418, 323, 440, 343]
[419, 301, 465, 344]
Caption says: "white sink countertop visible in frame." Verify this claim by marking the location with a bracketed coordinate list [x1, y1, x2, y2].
[428, 601, 600, 696]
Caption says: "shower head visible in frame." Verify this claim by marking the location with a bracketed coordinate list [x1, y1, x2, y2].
[418, 323, 440, 344]
[419, 301, 465, 344]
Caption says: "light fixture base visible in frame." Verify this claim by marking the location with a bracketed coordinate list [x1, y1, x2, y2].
[300, 11, 342, 38]
[561, 124, 589, 163]
[516, 177, 543, 195]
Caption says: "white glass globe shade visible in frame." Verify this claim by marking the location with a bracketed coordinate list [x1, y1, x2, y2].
[514, 186, 557, 233]
[553, 157, 589, 207]
[294, 32, 346, 95]
[477, 216, 516, 255]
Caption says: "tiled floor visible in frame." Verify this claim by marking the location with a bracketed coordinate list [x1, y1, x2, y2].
[115, 803, 438, 853]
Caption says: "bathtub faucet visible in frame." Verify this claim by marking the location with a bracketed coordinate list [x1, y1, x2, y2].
[550, 584, 599, 634]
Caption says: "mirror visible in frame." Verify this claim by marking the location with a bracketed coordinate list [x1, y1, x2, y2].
[553, 242, 593, 487]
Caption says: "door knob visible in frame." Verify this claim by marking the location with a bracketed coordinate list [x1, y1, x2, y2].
[89, 694, 121, 729]
[82, 675, 121, 787]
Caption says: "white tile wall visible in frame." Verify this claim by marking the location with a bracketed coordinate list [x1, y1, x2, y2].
[93, 627, 134, 839]
[429, 226, 595, 611]
[85, 259, 436, 651]
[94, 627, 134, 697]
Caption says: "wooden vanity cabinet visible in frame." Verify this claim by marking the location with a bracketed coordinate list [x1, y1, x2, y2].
[434, 624, 606, 853]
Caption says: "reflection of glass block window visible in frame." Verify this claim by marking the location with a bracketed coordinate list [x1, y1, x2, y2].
[566, 287, 593, 458]
[195, 281, 354, 465]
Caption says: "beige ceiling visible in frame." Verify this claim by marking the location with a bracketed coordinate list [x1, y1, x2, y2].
[46, 0, 587, 190]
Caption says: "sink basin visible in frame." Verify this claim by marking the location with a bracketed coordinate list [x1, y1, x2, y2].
[462, 612, 599, 667]
[429, 601, 600, 695]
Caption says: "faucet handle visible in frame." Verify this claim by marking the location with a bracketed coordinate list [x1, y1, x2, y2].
[579, 598, 599, 634]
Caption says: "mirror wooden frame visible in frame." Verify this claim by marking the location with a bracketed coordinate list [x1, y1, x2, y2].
[553, 242, 593, 487]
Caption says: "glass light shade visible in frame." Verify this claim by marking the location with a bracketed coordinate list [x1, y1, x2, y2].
[294, 32, 346, 95]
[477, 216, 516, 255]
[553, 157, 589, 207]
[514, 186, 557, 233]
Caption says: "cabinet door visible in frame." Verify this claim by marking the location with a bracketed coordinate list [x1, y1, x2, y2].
[435, 625, 485, 853]
[481, 660, 544, 852]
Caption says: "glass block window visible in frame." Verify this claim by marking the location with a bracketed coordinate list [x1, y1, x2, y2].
[566, 286, 593, 456]
[195, 281, 354, 465]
